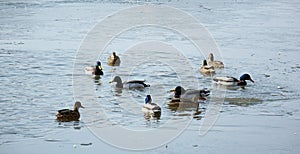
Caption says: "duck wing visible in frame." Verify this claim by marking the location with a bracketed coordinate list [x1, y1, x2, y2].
[57, 109, 71, 114]
[127, 80, 145, 83]
[208, 61, 224, 68]
[213, 76, 238, 82]
[150, 103, 161, 112]
[214, 61, 224, 65]
[113, 57, 121, 66]
[181, 90, 201, 101]
[84, 66, 95, 75]
[184, 89, 201, 95]
[127, 80, 150, 87]
[180, 89, 210, 101]
[56, 109, 80, 121]
[57, 109, 78, 116]
[203, 65, 214, 69]
[143, 103, 161, 112]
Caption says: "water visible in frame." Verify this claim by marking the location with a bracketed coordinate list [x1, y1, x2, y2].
[0, 0, 300, 153]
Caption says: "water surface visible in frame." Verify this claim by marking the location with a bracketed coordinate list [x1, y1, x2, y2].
[0, 0, 299, 153]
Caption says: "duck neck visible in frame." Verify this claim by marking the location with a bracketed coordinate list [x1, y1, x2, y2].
[146, 100, 152, 104]
[113, 56, 118, 62]
[113, 77, 123, 88]
[95, 66, 103, 75]
[209, 54, 214, 61]
[73, 107, 79, 112]
[116, 82, 123, 88]
[175, 88, 185, 98]
[238, 80, 247, 86]
[96, 66, 102, 71]
[174, 94, 181, 98]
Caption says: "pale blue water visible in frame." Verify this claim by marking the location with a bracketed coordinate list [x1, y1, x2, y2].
[0, 0, 300, 153]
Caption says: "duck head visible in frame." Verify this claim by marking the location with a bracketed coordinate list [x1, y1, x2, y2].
[96, 61, 102, 70]
[74, 101, 84, 110]
[110, 76, 122, 83]
[202, 59, 208, 66]
[109, 76, 123, 88]
[170, 86, 186, 98]
[240, 74, 254, 82]
[208, 53, 214, 61]
[96, 61, 101, 66]
[145, 95, 152, 104]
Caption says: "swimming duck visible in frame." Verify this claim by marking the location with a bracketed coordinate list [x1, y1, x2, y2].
[109, 76, 150, 89]
[85, 61, 104, 75]
[108, 52, 121, 66]
[208, 53, 224, 68]
[56, 101, 84, 122]
[170, 86, 210, 103]
[142, 95, 161, 118]
[213, 73, 254, 86]
[200, 59, 215, 74]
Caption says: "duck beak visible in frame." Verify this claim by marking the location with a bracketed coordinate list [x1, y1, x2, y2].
[250, 78, 254, 83]
[170, 89, 175, 93]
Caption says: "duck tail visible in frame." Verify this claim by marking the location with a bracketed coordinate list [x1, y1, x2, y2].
[200, 89, 210, 97]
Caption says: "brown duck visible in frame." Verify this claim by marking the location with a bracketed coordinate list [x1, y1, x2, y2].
[56, 101, 84, 122]
[107, 52, 121, 66]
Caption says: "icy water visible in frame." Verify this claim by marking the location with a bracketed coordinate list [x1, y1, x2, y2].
[1, 0, 300, 153]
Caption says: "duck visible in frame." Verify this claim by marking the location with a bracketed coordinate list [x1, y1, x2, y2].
[56, 101, 84, 122]
[200, 59, 215, 74]
[142, 95, 161, 119]
[109, 76, 150, 89]
[213, 73, 254, 86]
[107, 52, 121, 66]
[169, 86, 210, 103]
[208, 53, 224, 68]
[85, 61, 104, 76]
